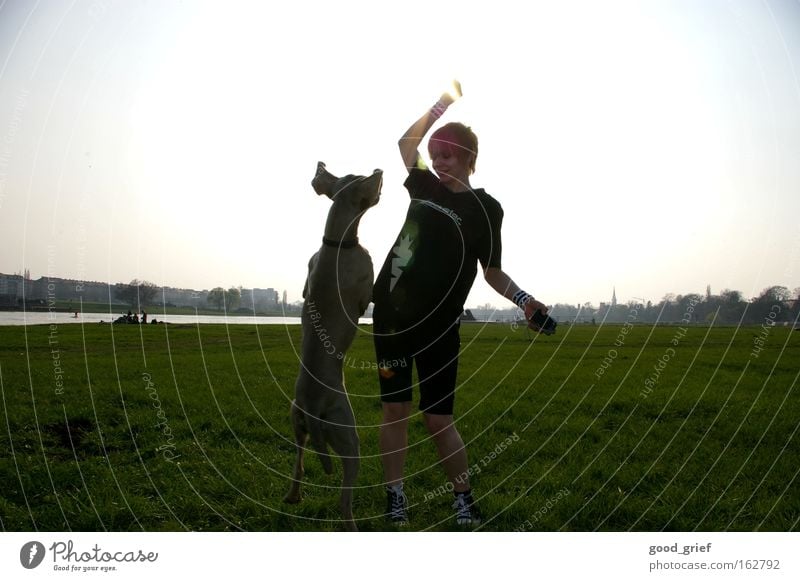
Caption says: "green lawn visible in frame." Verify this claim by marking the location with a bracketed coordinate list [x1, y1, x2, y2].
[0, 321, 797, 531]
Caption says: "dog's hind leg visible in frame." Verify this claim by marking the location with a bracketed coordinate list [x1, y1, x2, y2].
[326, 406, 360, 531]
[338, 434, 360, 532]
[283, 400, 306, 504]
[306, 414, 334, 474]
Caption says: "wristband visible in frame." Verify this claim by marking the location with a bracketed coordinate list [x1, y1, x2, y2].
[512, 290, 532, 309]
[430, 99, 448, 119]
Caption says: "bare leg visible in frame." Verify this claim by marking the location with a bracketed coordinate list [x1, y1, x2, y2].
[379, 402, 412, 486]
[423, 413, 470, 493]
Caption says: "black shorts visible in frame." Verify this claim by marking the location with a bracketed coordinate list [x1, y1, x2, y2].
[374, 321, 460, 415]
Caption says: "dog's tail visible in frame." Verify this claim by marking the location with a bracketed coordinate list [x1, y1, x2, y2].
[305, 414, 334, 474]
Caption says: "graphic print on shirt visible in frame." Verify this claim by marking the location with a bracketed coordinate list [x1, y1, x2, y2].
[418, 199, 463, 226]
[389, 234, 413, 292]
[388, 200, 464, 294]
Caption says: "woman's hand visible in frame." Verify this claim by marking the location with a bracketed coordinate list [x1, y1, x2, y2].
[399, 81, 462, 171]
[439, 80, 462, 107]
[523, 298, 549, 331]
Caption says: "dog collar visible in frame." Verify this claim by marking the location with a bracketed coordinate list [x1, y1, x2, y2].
[322, 236, 359, 249]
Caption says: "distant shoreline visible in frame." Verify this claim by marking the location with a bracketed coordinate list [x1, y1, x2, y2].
[0, 304, 300, 317]
[0, 311, 309, 327]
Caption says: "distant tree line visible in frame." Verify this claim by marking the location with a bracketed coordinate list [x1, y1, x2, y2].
[113, 279, 798, 324]
[206, 287, 241, 311]
[548, 285, 800, 325]
[113, 279, 158, 310]
[113, 281, 243, 312]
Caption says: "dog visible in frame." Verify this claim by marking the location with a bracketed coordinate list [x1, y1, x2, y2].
[283, 161, 382, 531]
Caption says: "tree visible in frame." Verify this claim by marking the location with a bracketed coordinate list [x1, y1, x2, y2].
[754, 285, 791, 304]
[206, 287, 241, 312]
[654, 293, 678, 322]
[225, 287, 241, 311]
[207, 287, 225, 311]
[720, 289, 742, 305]
[703, 292, 721, 324]
[751, 285, 791, 323]
[676, 293, 703, 324]
[719, 289, 745, 323]
[114, 279, 158, 310]
[791, 287, 800, 324]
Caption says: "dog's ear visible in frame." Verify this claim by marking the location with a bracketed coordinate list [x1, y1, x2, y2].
[311, 161, 338, 198]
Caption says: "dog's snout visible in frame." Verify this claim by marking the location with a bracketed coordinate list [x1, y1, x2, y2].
[371, 169, 383, 189]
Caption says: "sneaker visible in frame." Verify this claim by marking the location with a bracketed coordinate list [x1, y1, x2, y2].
[386, 486, 409, 525]
[453, 493, 482, 526]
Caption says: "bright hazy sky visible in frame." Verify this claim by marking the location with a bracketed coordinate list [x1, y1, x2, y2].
[1, 0, 799, 308]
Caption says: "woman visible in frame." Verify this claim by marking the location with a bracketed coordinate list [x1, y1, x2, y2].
[372, 83, 549, 526]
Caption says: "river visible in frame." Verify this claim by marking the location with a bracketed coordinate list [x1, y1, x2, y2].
[0, 311, 374, 326]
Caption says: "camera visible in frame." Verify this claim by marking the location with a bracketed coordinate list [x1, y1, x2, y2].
[529, 309, 557, 335]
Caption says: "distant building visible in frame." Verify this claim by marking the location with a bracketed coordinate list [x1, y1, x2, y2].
[0, 273, 22, 307]
[240, 287, 279, 312]
[21, 276, 112, 305]
[160, 286, 208, 308]
[0, 272, 283, 312]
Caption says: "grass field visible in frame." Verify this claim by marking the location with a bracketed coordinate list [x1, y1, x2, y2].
[0, 320, 797, 532]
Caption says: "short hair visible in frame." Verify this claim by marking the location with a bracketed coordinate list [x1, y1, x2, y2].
[429, 122, 479, 174]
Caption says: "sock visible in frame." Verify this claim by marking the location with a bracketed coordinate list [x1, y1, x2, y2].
[387, 482, 404, 494]
[454, 489, 473, 503]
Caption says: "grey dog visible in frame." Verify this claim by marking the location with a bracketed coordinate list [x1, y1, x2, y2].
[283, 162, 382, 531]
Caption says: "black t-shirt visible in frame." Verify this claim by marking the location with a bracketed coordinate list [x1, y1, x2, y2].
[373, 168, 503, 334]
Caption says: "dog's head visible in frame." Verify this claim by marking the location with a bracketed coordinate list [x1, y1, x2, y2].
[312, 161, 382, 212]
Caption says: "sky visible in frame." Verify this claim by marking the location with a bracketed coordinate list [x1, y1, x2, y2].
[1, 0, 799, 309]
